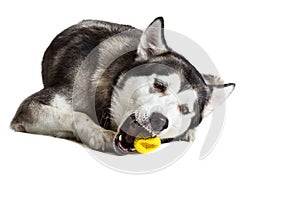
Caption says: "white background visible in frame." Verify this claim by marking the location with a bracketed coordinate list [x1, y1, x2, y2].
[1, 0, 299, 199]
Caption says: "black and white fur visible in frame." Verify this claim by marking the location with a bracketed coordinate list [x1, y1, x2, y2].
[10, 17, 235, 154]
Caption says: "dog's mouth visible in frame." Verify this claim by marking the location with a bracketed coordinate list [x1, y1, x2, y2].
[114, 114, 153, 155]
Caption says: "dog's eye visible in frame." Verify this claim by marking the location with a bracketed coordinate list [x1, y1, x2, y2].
[178, 104, 190, 115]
[153, 79, 167, 93]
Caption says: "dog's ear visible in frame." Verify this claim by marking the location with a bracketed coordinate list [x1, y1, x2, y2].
[203, 75, 235, 116]
[136, 17, 168, 61]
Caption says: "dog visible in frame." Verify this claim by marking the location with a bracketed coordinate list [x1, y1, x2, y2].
[10, 17, 235, 155]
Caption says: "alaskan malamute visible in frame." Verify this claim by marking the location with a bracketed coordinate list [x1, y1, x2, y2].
[10, 17, 235, 155]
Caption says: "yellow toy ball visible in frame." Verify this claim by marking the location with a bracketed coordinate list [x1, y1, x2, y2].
[134, 135, 161, 154]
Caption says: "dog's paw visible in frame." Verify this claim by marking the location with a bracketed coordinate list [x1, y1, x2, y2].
[102, 129, 117, 152]
[10, 122, 26, 132]
[87, 129, 116, 152]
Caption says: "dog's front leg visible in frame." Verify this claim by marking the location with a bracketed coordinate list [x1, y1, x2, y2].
[11, 90, 116, 152]
[72, 112, 116, 152]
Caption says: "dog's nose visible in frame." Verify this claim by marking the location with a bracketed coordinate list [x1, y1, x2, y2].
[150, 112, 169, 132]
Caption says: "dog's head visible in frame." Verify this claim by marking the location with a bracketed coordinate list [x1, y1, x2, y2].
[111, 17, 235, 154]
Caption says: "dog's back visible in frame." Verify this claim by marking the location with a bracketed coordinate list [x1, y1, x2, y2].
[42, 20, 134, 88]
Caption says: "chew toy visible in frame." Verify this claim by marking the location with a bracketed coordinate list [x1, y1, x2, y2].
[134, 135, 161, 154]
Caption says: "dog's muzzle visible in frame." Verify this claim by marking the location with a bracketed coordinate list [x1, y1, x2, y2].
[113, 113, 168, 155]
[114, 114, 151, 155]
